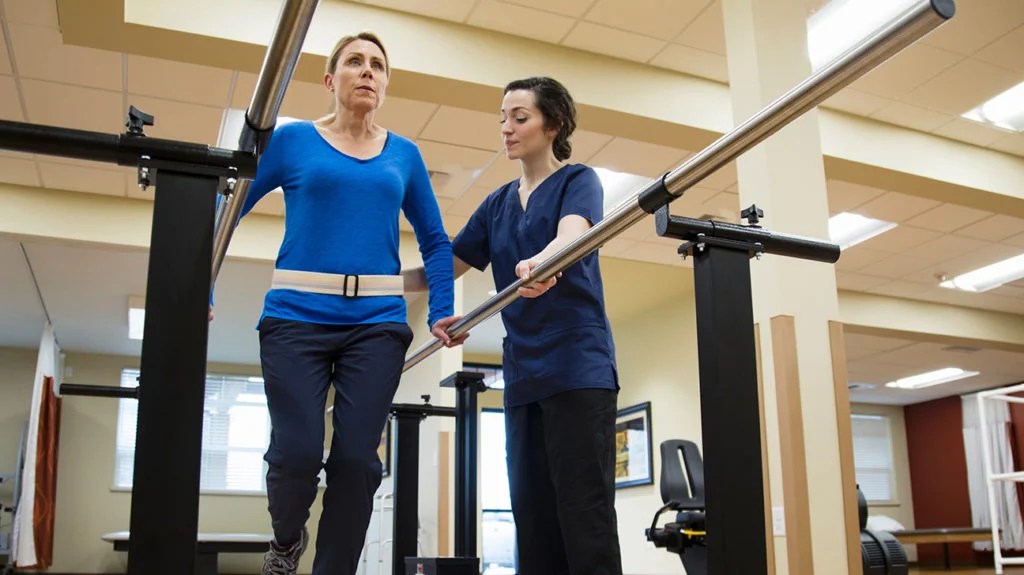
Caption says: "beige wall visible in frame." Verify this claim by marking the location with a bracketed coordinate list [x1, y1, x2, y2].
[0, 347, 37, 505]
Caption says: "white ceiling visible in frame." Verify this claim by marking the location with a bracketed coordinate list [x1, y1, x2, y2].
[1, 0, 1023, 406]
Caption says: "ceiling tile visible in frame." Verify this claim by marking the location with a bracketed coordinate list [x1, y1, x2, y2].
[561, 22, 666, 64]
[588, 137, 688, 178]
[568, 129, 613, 163]
[9, 24, 122, 91]
[835, 271, 889, 292]
[38, 161, 126, 197]
[584, 0, 707, 41]
[834, 247, 892, 273]
[850, 42, 962, 100]
[128, 95, 223, 145]
[857, 253, 933, 280]
[853, 225, 942, 255]
[375, 97, 438, 139]
[279, 80, 332, 121]
[670, 186, 719, 217]
[473, 156, 521, 191]
[22, 79, 122, 132]
[870, 102, 953, 133]
[443, 213, 470, 236]
[868, 279, 937, 301]
[649, 43, 728, 83]
[903, 58, 1021, 116]
[920, 0, 1024, 56]
[0, 26, 10, 75]
[3, 0, 59, 28]
[699, 160, 737, 191]
[1005, 232, 1024, 248]
[989, 133, 1024, 157]
[931, 242, 1023, 280]
[676, 1, 725, 55]
[904, 203, 992, 232]
[502, 0, 598, 18]
[418, 140, 496, 173]
[826, 179, 888, 214]
[932, 117, 1009, 148]
[231, 73, 258, 110]
[448, 185, 495, 217]
[954, 214, 1024, 242]
[0, 76, 23, 121]
[468, 1, 576, 44]
[853, 191, 941, 223]
[698, 191, 739, 221]
[902, 234, 994, 265]
[821, 88, 893, 117]
[348, 0, 478, 22]
[973, 24, 1024, 73]
[419, 106, 502, 151]
[0, 156, 40, 187]
[126, 55, 233, 108]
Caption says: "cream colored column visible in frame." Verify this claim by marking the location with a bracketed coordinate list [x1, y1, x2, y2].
[721, 1, 855, 574]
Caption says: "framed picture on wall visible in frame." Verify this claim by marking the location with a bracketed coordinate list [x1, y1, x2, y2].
[615, 401, 654, 489]
[379, 416, 392, 477]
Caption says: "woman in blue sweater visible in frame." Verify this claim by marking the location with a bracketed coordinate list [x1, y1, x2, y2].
[231, 32, 458, 575]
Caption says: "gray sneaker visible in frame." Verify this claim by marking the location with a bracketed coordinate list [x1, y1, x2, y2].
[261, 527, 309, 575]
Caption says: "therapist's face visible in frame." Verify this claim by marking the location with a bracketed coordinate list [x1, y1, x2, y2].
[499, 89, 557, 162]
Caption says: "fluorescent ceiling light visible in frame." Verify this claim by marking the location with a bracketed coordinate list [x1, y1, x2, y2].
[884, 367, 979, 390]
[962, 80, 1024, 133]
[128, 295, 145, 341]
[939, 253, 1024, 292]
[593, 167, 651, 214]
[807, 0, 919, 71]
[828, 212, 896, 249]
[218, 109, 303, 150]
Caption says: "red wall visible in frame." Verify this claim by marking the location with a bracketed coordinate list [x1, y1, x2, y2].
[904, 396, 975, 566]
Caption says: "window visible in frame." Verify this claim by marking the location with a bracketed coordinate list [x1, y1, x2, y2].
[481, 408, 515, 575]
[851, 413, 896, 503]
[114, 369, 272, 494]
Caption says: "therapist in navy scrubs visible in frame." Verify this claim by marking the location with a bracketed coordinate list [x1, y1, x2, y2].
[451, 76, 623, 575]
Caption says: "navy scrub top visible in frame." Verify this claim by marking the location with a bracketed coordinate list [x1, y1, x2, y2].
[452, 163, 618, 407]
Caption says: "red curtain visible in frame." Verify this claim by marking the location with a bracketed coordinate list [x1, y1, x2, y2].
[28, 376, 61, 569]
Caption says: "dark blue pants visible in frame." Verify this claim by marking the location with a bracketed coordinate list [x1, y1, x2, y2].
[505, 388, 623, 575]
[259, 317, 413, 575]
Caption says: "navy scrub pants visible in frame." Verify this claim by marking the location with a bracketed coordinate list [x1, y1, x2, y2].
[505, 388, 623, 575]
[258, 316, 413, 575]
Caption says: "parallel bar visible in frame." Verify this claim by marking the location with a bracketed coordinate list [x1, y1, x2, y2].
[127, 170, 218, 575]
[59, 383, 138, 400]
[0, 120, 256, 177]
[211, 0, 320, 285]
[402, 0, 953, 372]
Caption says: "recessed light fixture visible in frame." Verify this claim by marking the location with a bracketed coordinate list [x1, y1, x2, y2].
[593, 167, 652, 214]
[828, 212, 897, 249]
[807, 0, 920, 71]
[884, 367, 979, 390]
[128, 295, 145, 341]
[962, 80, 1024, 133]
[939, 254, 1024, 293]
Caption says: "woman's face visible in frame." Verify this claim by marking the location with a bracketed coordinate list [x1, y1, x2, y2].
[326, 39, 389, 114]
[500, 89, 557, 162]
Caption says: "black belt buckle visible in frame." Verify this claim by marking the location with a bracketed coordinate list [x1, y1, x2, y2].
[342, 274, 360, 297]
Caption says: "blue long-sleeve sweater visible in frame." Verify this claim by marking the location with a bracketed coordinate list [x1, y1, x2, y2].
[238, 121, 454, 328]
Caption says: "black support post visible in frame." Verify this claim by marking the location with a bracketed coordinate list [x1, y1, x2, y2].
[391, 407, 425, 575]
[441, 371, 486, 557]
[127, 170, 218, 575]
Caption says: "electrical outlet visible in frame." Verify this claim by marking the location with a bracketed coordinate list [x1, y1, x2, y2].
[772, 506, 786, 536]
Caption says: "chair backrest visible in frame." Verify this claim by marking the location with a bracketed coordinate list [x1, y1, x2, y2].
[659, 439, 705, 510]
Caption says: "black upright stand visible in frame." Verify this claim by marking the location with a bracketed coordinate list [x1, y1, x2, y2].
[0, 113, 257, 575]
[128, 169, 219, 575]
[654, 204, 840, 575]
[440, 371, 486, 558]
[389, 401, 457, 575]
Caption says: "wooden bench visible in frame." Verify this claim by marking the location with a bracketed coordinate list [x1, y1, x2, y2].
[102, 531, 272, 575]
[891, 527, 994, 571]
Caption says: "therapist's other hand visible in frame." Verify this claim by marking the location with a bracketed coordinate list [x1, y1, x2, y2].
[432, 316, 469, 348]
[515, 258, 559, 298]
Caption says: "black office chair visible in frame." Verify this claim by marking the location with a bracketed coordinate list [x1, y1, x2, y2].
[645, 439, 708, 574]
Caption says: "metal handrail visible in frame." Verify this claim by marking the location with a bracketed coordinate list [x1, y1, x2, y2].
[403, 0, 955, 371]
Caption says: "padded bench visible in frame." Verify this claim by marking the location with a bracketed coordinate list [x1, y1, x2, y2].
[102, 531, 272, 575]
[890, 527, 993, 571]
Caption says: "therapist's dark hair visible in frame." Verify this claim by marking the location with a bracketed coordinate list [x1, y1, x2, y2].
[504, 77, 577, 162]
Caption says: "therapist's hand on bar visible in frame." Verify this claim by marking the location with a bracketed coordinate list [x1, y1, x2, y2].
[432, 316, 469, 348]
